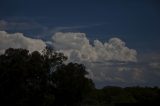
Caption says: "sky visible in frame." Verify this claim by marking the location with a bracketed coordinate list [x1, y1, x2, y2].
[0, 0, 160, 88]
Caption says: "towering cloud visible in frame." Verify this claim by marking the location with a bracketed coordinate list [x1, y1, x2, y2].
[51, 32, 140, 87]
[2, 31, 159, 87]
[0, 31, 46, 54]
[52, 32, 137, 63]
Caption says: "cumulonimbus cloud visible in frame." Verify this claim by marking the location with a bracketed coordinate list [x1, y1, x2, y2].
[52, 32, 137, 62]
[0, 31, 46, 54]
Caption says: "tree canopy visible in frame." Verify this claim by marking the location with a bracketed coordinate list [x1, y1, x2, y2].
[0, 48, 94, 106]
[0, 48, 159, 106]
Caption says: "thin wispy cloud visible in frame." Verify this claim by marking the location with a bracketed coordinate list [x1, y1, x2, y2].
[49, 23, 106, 33]
[0, 19, 106, 40]
[0, 20, 47, 31]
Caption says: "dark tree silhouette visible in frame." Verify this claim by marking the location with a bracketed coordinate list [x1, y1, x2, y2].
[0, 48, 160, 106]
[0, 48, 94, 106]
[0, 48, 67, 105]
[51, 62, 95, 106]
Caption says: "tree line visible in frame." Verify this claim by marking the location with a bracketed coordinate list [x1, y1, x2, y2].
[0, 48, 160, 106]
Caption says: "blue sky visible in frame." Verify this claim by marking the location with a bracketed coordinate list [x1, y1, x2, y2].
[0, 0, 160, 87]
[1, 0, 160, 51]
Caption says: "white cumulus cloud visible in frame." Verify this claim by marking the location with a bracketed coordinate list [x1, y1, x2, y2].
[0, 31, 46, 54]
[51, 32, 139, 86]
[0, 31, 146, 87]
[52, 32, 137, 63]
